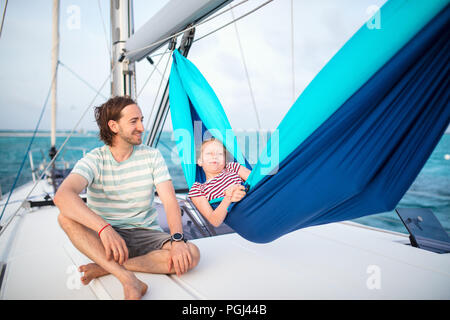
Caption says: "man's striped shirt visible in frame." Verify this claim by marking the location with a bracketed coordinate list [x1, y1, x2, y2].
[71, 144, 171, 230]
[188, 162, 243, 201]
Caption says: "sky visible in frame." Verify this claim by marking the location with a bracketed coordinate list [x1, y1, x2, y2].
[4, 0, 445, 134]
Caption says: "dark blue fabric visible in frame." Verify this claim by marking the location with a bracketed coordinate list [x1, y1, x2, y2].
[189, 102, 208, 184]
[224, 5, 450, 243]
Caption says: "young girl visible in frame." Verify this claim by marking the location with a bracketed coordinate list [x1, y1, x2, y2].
[188, 138, 251, 227]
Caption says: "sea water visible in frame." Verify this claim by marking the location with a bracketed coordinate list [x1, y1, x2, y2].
[1, 131, 449, 234]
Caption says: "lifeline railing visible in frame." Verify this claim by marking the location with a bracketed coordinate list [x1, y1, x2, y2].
[28, 147, 87, 183]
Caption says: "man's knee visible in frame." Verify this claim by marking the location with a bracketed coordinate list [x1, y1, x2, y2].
[57, 213, 76, 232]
[57, 213, 68, 228]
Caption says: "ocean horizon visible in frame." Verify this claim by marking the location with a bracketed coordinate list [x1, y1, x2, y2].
[1, 131, 449, 235]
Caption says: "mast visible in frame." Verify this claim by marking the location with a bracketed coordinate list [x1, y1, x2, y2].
[121, 0, 233, 147]
[110, 0, 136, 98]
[49, 0, 59, 160]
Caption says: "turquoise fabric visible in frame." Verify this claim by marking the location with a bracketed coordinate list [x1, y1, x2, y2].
[168, 62, 196, 187]
[246, 0, 448, 188]
[169, 50, 247, 188]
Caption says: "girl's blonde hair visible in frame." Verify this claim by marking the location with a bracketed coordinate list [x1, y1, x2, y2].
[197, 137, 229, 161]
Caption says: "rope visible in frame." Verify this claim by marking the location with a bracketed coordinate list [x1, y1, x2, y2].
[230, 5, 262, 130]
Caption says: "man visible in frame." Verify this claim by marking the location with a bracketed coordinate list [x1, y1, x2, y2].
[54, 96, 200, 300]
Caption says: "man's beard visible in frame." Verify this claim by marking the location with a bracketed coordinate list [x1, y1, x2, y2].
[118, 130, 142, 145]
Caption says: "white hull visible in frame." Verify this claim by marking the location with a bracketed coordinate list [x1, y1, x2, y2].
[1, 180, 449, 300]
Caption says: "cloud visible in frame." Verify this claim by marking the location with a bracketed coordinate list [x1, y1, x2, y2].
[0, 0, 392, 132]
[176, 0, 390, 130]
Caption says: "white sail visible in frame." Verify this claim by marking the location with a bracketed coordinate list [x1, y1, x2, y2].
[124, 0, 233, 62]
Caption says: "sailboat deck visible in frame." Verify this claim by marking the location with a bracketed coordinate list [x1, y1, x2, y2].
[1, 181, 449, 299]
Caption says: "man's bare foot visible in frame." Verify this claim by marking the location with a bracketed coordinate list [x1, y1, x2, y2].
[80, 264, 148, 299]
[123, 277, 148, 300]
[79, 263, 108, 285]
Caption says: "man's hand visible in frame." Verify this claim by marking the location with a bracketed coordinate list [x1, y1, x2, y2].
[168, 241, 192, 277]
[156, 180, 194, 276]
[98, 225, 129, 265]
[224, 184, 246, 202]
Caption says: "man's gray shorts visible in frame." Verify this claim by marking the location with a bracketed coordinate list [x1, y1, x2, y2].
[113, 227, 171, 258]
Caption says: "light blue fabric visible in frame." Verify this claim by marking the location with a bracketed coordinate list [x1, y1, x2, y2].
[169, 50, 248, 188]
[168, 62, 196, 187]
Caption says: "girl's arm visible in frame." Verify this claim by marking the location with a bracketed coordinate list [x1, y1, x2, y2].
[190, 185, 245, 227]
[190, 195, 232, 227]
[238, 165, 251, 181]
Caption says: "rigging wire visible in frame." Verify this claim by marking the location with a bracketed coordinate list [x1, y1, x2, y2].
[124, 0, 272, 59]
[147, 50, 169, 59]
[124, 0, 249, 58]
[97, 0, 112, 80]
[0, 0, 8, 39]
[230, 5, 262, 130]
[0, 0, 275, 233]
[291, 0, 296, 104]
[193, 0, 273, 44]
[97, 0, 112, 61]
[0, 62, 59, 225]
[0, 62, 118, 236]
[137, 48, 170, 98]
[58, 60, 108, 100]
[142, 48, 173, 144]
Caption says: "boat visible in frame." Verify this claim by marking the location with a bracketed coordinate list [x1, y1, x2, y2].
[0, 0, 449, 302]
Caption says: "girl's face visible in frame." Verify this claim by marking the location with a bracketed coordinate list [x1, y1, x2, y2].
[198, 140, 226, 174]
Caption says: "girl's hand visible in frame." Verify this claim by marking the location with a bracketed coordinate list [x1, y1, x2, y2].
[224, 184, 246, 202]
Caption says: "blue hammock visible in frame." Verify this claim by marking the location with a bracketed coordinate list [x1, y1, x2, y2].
[169, 0, 450, 243]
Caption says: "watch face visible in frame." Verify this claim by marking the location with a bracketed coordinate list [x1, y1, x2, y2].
[172, 233, 183, 241]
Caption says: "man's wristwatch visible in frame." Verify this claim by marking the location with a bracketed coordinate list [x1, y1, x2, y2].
[170, 232, 187, 243]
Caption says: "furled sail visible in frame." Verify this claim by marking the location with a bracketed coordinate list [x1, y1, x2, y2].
[124, 0, 233, 62]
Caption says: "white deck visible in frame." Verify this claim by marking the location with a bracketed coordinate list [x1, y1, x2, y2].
[1, 181, 450, 300]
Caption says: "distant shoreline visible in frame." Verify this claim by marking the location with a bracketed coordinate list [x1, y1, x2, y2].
[1, 130, 449, 138]
[0, 132, 99, 138]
